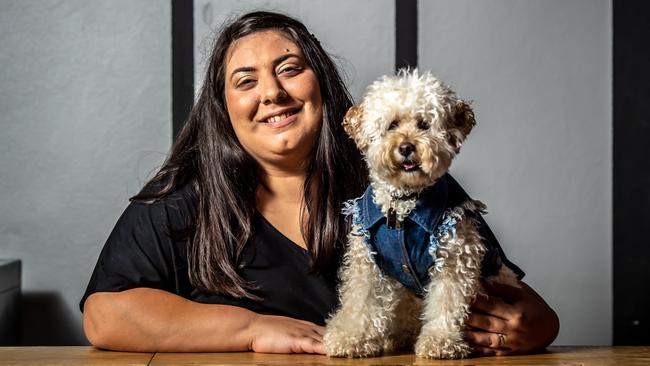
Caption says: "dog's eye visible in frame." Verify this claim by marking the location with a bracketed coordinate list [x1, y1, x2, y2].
[388, 121, 399, 131]
[417, 119, 430, 130]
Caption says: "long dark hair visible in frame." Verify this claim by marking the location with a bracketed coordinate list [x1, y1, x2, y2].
[132, 11, 366, 299]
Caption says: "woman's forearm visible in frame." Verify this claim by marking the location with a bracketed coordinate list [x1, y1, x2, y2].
[82, 288, 258, 352]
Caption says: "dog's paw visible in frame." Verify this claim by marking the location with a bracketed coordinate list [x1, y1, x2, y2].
[414, 335, 470, 359]
[324, 331, 383, 358]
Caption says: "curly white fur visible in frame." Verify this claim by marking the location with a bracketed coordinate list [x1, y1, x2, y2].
[325, 69, 517, 359]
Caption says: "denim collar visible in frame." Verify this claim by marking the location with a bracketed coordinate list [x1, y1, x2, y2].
[359, 174, 449, 233]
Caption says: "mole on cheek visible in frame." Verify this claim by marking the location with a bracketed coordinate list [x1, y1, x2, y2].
[285, 49, 290, 52]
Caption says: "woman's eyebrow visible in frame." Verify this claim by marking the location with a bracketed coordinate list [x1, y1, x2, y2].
[272, 53, 301, 68]
[230, 66, 256, 79]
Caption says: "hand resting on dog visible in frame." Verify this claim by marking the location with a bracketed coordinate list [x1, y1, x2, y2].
[465, 281, 560, 356]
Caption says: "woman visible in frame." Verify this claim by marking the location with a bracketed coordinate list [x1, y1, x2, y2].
[81, 11, 558, 355]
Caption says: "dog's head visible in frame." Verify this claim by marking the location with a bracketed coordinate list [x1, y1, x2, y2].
[344, 69, 475, 191]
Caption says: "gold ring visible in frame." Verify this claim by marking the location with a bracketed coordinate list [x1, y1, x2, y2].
[497, 333, 506, 348]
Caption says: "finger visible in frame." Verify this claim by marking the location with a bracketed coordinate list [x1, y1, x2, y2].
[471, 294, 512, 320]
[311, 328, 325, 339]
[465, 312, 508, 333]
[464, 330, 507, 349]
[308, 330, 323, 343]
[310, 325, 325, 337]
[292, 320, 322, 332]
[296, 336, 324, 354]
[471, 345, 512, 357]
[312, 340, 325, 355]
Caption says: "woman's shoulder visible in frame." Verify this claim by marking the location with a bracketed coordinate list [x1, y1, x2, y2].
[79, 183, 197, 310]
[124, 182, 198, 233]
[133, 181, 198, 207]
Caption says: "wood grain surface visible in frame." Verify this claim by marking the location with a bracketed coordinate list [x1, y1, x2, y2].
[0, 346, 154, 366]
[1, 346, 649, 365]
[150, 347, 650, 366]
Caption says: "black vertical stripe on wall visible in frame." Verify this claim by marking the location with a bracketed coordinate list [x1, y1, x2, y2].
[395, 0, 418, 71]
[613, 1, 650, 345]
[172, 0, 194, 140]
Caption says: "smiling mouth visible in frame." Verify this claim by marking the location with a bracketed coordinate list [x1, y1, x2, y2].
[264, 110, 297, 124]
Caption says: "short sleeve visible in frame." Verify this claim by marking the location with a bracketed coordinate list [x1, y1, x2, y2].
[474, 211, 525, 280]
[446, 174, 525, 280]
[79, 190, 195, 312]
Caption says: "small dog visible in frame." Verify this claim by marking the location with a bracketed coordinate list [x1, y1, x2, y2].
[324, 69, 519, 359]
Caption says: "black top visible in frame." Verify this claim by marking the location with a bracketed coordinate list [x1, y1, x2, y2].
[79, 184, 338, 325]
[81, 178, 523, 326]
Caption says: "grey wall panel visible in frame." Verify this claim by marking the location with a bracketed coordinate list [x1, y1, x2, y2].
[194, 0, 394, 103]
[0, 0, 171, 344]
[419, 0, 612, 345]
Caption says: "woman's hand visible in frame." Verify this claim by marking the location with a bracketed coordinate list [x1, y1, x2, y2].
[247, 314, 325, 354]
[464, 281, 559, 356]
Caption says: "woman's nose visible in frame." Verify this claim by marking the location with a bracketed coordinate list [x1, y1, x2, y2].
[260, 76, 288, 105]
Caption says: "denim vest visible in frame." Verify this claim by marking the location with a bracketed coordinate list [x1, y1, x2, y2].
[344, 174, 523, 296]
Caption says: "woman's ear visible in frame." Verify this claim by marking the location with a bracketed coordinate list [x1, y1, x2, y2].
[342, 105, 369, 151]
[447, 99, 476, 152]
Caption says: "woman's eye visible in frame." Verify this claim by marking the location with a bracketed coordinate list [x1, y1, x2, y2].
[417, 119, 430, 130]
[388, 121, 399, 130]
[236, 78, 256, 89]
[279, 65, 302, 75]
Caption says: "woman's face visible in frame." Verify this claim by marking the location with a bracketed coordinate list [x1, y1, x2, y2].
[224, 30, 323, 172]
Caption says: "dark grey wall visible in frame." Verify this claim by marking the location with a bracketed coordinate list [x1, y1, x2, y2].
[613, 1, 650, 345]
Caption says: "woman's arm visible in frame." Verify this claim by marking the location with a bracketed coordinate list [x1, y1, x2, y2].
[464, 281, 559, 356]
[83, 288, 325, 353]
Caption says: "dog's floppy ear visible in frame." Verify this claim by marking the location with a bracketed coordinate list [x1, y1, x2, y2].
[447, 99, 476, 152]
[342, 105, 369, 151]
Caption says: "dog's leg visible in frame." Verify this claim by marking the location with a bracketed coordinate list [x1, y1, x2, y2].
[324, 232, 399, 358]
[415, 216, 485, 359]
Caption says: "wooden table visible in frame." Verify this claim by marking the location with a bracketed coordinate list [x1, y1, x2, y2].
[1, 346, 649, 365]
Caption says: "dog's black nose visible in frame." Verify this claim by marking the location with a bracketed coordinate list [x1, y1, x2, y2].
[399, 142, 415, 157]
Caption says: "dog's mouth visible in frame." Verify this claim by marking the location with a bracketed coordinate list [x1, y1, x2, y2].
[401, 161, 420, 172]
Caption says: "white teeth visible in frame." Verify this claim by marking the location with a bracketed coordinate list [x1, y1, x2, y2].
[266, 111, 293, 123]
